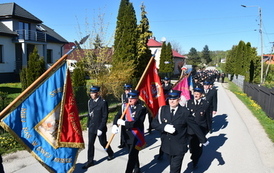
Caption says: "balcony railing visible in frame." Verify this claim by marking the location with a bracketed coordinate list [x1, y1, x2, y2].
[15, 29, 46, 42]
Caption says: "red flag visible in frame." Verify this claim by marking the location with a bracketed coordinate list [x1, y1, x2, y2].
[137, 58, 166, 117]
[57, 70, 85, 148]
[172, 76, 191, 104]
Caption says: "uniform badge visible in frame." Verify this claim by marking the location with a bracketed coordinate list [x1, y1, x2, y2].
[132, 112, 136, 117]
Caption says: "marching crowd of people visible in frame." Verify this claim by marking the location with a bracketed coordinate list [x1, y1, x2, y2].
[82, 69, 221, 173]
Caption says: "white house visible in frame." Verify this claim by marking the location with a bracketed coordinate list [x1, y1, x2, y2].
[0, 2, 68, 83]
[147, 37, 186, 76]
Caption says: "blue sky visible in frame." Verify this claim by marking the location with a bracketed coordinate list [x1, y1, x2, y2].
[3, 0, 274, 54]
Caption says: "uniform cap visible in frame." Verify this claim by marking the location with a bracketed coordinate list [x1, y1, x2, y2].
[163, 76, 170, 81]
[90, 86, 100, 93]
[167, 90, 181, 99]
[124, 84, 132, 90]
[203, 81, 211, 85]
[193, 88, 204, 93]
[127, 90, 139, 99]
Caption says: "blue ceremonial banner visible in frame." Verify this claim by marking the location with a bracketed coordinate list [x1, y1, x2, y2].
[0, 62, 83, 173]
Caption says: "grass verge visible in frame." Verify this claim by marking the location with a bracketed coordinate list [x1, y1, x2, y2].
[227, 80, 274, 143]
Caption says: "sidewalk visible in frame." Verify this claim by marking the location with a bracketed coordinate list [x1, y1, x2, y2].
[2, 82, 274, 173]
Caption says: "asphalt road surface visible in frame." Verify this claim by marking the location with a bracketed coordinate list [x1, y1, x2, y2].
[3, 82, 274, 173]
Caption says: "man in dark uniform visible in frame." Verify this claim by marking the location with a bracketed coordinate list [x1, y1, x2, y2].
[118, 84, 132, 148]
[193, 76, 203, 90]
[112, 90, 147, 173]
[203, 81, 218, 133]
[82, 86, 114, 169]
[162, 77, 173, 98]
[152, 90, 209, 173]
[186, 88, 210, 168]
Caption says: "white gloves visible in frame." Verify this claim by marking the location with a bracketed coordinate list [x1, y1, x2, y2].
[164, 124, 175, 134]
[117, 119, 125, 126]
[97, 129, 102, 136]
[111, 125, 119, 134]
[203, 141, 209, 146]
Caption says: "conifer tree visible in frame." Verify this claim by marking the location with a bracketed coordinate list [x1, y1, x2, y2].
[159, 41, 167, 74]
[20, 46, 46, 91]
[187, 47, 201, 66]
[72, 61, 88, 113]
[136, 3, 152, 78]
[113, 0, 137, 65]
[235, 40, 246, 75]
[166, 42, 174, 74]
[201, 45, 212, 64]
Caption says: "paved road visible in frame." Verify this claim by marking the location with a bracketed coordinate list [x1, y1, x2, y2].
[3, 82, 274, 173]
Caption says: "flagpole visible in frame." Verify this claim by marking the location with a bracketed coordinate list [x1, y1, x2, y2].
[135, 54, 156, 90]
[0, 35, 89, 119]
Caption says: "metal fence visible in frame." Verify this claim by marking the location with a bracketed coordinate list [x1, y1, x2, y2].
[243, 81, 274, 119]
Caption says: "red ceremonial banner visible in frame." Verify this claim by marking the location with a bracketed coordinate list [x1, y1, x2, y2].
[138, 58, 166, 117]
[58, 71, 85, 148]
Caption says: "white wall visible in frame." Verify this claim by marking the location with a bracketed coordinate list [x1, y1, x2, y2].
[47, 43, 63, 63]
[0, 36, 16, 73]
[149, 47, 162, 69]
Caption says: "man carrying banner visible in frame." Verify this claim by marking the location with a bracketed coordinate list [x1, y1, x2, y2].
[83, 86, 114, 169]
[152, 89, 209, 173]
[112, 90, 147, 173]
[118, 84, 133, 149]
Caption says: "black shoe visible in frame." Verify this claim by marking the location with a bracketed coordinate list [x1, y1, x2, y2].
[118, 144, 125, 148]
[82, 162, 94, 169]
[107, 155, 115, 161]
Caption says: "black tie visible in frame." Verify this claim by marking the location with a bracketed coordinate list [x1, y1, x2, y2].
[195, 100, 199, 105]
[171, 109, 175, 120]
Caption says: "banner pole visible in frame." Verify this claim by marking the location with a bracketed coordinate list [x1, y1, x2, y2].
[105, 51, 157, 149]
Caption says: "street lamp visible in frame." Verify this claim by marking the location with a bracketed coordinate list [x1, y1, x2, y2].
[241, 5, 264, 84]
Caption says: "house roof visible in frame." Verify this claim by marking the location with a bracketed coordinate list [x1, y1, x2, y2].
[0, 3, 42, 23]
[147, 38, 162, 47]
[172, 50, 185, 58]
[40, 24, 68, 43]
[0, 22, 17, 36]
[147, 38, 186, 59]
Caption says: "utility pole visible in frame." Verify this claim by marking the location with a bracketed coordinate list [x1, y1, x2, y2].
[259, 7, 264, 84]
[241, 5, 264, 84]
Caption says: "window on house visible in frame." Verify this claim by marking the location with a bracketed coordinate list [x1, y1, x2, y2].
[0, 45, 3, 63]
[47, 49, 53, 64]
[18, 22, 31, 40]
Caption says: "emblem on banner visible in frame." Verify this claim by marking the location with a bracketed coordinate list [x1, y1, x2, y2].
[151, 82, 162, 99]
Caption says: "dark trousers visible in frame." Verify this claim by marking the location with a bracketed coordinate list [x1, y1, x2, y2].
[189, 135, 203, 165]
[87, 132, 113, 163]
[120, 126, 126, 146]
[169, 154, 185, 173]
[125, 143, 140, 173]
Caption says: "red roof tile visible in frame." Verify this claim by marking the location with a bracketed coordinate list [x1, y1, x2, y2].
[147, 38, 162, 47]
[172, 50, 185, 58]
